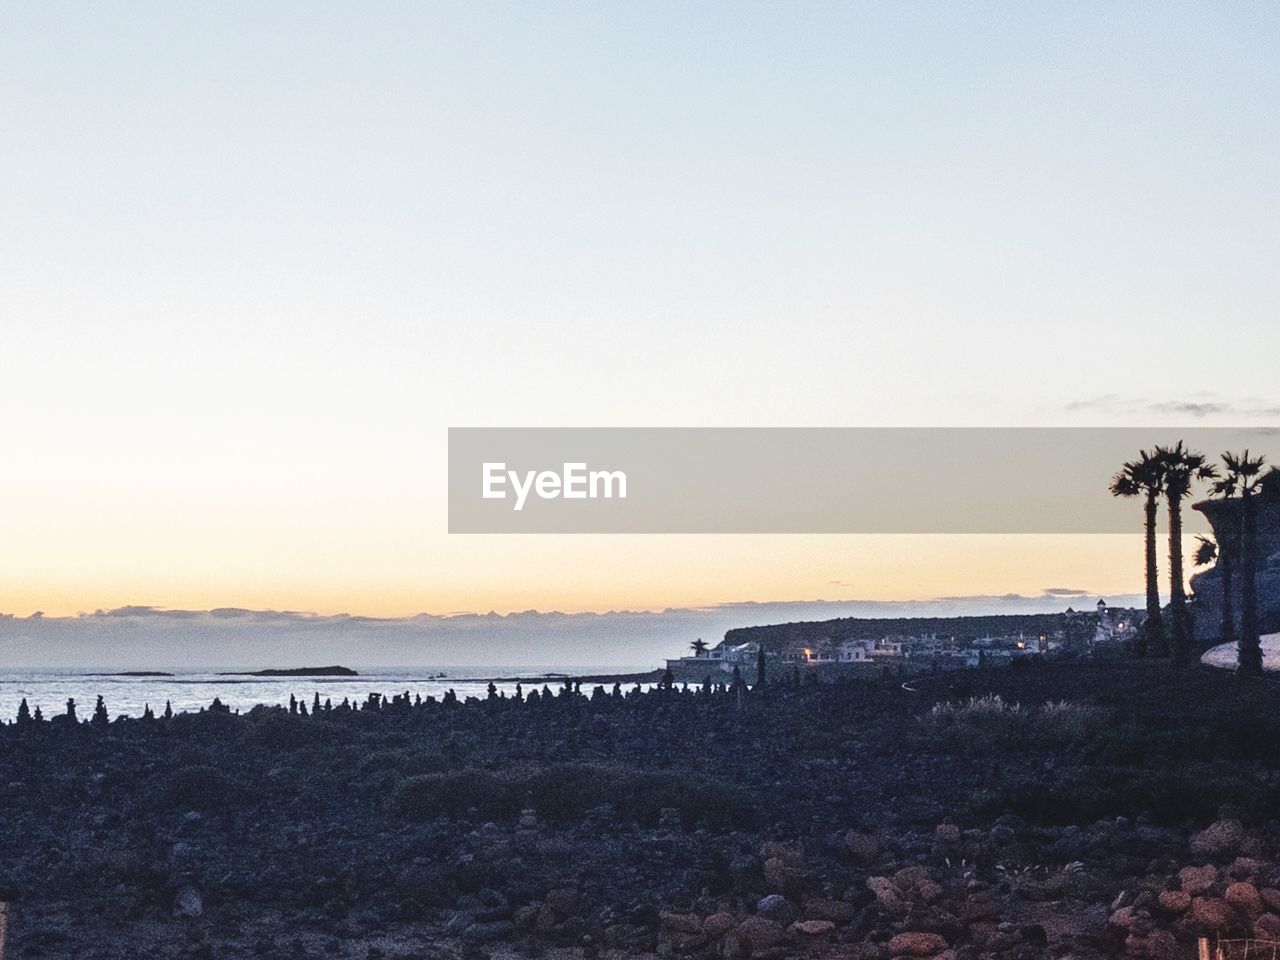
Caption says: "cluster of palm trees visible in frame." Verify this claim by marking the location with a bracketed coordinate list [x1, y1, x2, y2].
[1111, 443, 1269, 674]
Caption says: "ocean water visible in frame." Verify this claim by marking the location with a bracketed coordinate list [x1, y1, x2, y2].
[0, 666, 654, 721]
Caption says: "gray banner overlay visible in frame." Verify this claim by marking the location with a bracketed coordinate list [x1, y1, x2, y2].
[448, 428, 1275, 534]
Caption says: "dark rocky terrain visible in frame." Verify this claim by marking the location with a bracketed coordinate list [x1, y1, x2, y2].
[2, 661, 1280, 959]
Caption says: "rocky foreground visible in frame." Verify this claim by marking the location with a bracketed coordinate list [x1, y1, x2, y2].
[2, 661, 1280, 959]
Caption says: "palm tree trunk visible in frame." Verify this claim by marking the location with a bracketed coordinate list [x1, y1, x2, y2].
[1239, 493, 1262, 675]
[1143, 492, 1165, 657]
[1167, 494, 1189, 663]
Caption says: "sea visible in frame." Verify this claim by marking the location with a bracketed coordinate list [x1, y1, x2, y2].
[0, 666, 656, 720]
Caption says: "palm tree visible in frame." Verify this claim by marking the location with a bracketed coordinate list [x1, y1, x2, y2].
[1206, 468, 1244, 651]
[690, 638, 709, 658]
[1221, 450, 1267, 675]
[1110, 450, 1167, 657]
[1155, 442, 1217, 663]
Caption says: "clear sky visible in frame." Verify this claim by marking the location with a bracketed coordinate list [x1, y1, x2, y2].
[2, 2, 1277, 617]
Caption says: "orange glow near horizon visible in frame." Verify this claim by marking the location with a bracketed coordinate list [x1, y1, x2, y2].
[0, 534, 1181, 619]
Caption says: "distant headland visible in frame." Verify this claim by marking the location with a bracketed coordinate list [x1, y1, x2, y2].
[217, 665, 359, 677]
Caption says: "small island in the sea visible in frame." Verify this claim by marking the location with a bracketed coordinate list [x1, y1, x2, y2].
[89, 670, 175, 677]
[218, 665, 359, 677]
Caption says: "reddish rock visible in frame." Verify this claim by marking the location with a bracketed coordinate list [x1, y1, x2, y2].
[1225, 882, 1265, 919]
[968, 921, 998, 948]
[893, 866, 933, 891]
[790, 919, 835, 937]
[1109, 905, 1136, 931]
[1229, 857, 1265, 880]
[1261, 888, 1280, 913]
[1254, 913, 1280, 940]
[1157, 890, 1191, 914]
[1178, 865, 1218, 896]
[935, 823, 962, 846]
[887, 931, 949, 957]
[1187, 896, 1235, 933]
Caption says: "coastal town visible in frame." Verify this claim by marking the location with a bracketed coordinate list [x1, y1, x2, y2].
[665, 600, 1141, 684]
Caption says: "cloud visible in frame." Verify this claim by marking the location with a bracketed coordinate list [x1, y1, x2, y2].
[1065, 395, 1280, 419]
[0, 593, 1144, 671]
[1042, 587, 1089, 597]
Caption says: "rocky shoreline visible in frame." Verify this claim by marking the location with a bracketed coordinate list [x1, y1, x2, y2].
[1, 661, 1279, 959]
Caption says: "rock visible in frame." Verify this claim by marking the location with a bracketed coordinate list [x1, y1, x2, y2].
[659, 912, 709, 952]
[1187, 896, 1235, 933]
[1178, 865, 1218, 896]
[544, 887, 578, 917]
[756, 894, 796, 926]
[173, 885, 203, 919]
[1126, 929, 1180, 960]
[1254, 913, 1280, 941]
[1262, 888, 1280, 913]
[1190, 820, 1246, 859]
[731, 917, 785, 955]
[517, 809, 538, 829]
[935, 824, 961, 846]
[962, 898, 1000, 922]
[804, 898, 856, 923]
[846, 831, 880, 864]
[1225, 881, 1265, 918]
[887, 931, 949, 956]
[703, 912, 736, 938]
[790, 919, 835, 937]
[1228, 857, 1265, 880]
[868, 876, 907, 915]
[763, 857, 805, 897]
[512, 905, 539, 929]
[1108, 906, 1135, 932]
[1157, 890, 1191, 914]
[661, 912, 705, 935]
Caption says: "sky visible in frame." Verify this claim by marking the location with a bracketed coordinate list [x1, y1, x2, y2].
[2, 2, 1278, 623]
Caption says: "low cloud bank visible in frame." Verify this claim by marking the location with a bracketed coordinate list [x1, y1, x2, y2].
[0, 593, 1138, 671]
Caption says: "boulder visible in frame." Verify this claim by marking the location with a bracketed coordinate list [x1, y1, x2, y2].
[1254, 913, 1280, 941]
[1187, 896, 1235, 933]
[1126, 929, 1180, 960]
[731, 917, 785, 956]
[756, 894, 796, 927]
[887, 931, 948, 957]
[1262, 888, 1280, 913]
[543, 887, 578, 917]
[1178, 865, 1218, 896]
[1190, 820, 1246, 859]
[173, 885, 203, 919]
[703, 913, 736, 938]
[1225, 881, 1265, 919]
[804, 898, 856, 923]
[790, 919, 835, 937]
[763, 857, 805, 897]
[846, 831, 880, 864]
[934, 824, 961, 847]
[1157, 890, 1191, 914]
